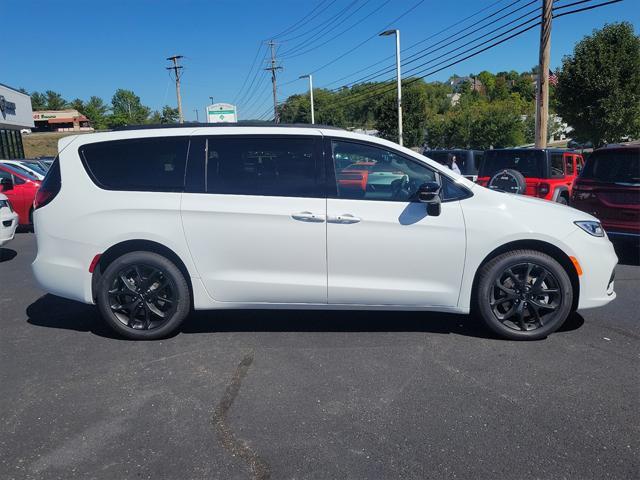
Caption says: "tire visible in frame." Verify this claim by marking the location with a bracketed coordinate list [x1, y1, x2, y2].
[488, 169, 527, 195]
[474, 249, 573, 340]
[96, 251, 191, 340]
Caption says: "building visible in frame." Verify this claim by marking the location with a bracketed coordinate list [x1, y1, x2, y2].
[32, 109, 93, 132]
[0, 83, 34, 159]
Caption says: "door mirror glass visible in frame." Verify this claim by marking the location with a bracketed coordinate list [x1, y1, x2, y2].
[0, 177, 13, 192]
[417, 181, 441, 204]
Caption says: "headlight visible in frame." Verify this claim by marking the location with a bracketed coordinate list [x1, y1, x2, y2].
[575, 220, 604, 237]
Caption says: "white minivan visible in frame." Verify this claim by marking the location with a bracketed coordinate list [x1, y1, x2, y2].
[32, 125, 617, 340]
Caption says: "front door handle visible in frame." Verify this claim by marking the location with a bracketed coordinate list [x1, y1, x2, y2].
[327, 214, 361, 224]
[291, 211, 325, 223]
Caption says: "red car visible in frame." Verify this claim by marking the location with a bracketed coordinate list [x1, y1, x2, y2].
[571, 144, 640, 241]
[0, 163, 41, 225]
[477, 149, 584, 204]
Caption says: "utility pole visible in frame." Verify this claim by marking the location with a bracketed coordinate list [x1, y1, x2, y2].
[265, 40, 282, 123]
[380, 30, 402, 146]
[534, 0, 553, 148]
[166, 55, 184, 124]
[299, 74, 314, 124]
[194, 109, 199, 122]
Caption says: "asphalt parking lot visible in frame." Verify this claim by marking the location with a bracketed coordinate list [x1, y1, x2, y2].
[1, 232, 638, 480]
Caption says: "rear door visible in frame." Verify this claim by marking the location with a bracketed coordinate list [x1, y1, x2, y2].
[181, 133, 328, 304]
[326, 138, 467, 307]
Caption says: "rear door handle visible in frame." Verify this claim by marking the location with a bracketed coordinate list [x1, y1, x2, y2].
[291, 211, 325, 223]
[327, 214, 361, 224]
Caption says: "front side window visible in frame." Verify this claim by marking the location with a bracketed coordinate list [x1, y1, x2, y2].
[205, 136, 320, 197]
[332, 140, 436, 202]
[80, 137, 189, 191]
[550, 153, 565, 178]
[565, 155, 574, 175]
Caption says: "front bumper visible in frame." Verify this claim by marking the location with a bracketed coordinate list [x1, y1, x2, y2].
[564, 228, 618, 310]
[0, 209, 19, 246]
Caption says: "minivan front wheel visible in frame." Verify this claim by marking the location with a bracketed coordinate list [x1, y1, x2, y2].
[97, 251, 191, 340]
[475, 250, 573, 340]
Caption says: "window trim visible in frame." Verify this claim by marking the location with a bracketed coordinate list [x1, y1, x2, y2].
[325, 137, 472, 203]
[78, 136, 191, 192]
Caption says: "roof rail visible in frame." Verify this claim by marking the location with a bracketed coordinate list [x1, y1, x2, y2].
[113, 122, 344, 131]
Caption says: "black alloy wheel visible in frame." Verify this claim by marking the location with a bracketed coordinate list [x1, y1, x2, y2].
[108, 264, 176, 331]
[475, 249, 573, 340]
[97, 251, 191, 340]
[490, 262, 561, 332]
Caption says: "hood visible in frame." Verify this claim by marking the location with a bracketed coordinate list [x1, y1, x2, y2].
[485, 188, 599, 222]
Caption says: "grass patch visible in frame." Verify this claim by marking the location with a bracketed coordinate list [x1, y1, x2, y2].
[22, 131, 95, 158]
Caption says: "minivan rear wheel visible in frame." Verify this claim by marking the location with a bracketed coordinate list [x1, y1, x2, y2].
[97, 251, 190, 340]
[475, 250, 573, 340]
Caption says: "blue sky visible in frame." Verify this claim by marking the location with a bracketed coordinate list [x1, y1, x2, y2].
[3, 0, 637, 120]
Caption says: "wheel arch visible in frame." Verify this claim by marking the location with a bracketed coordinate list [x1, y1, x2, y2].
[551, 185, 570, 202]
[470, 239, 580, 312]
[91, 239, 194, 306]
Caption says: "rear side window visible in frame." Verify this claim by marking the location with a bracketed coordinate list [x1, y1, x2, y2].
[550, 153, 565, 177]
[581, 149, 640, 184]
[205, 136, 321, 197]
[80, 137, 189, 191]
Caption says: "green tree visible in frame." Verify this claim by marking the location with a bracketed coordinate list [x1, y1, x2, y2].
[83, 96, 110, 130]
[375, 81, 428, 147]
[44, 90, 67, 110]
[69, 98, 85, 112]
[150, 105, 180, 124]
[556, 22, 640, 146]
[108, 89, 150, 127]
[30, 92, 47, 110]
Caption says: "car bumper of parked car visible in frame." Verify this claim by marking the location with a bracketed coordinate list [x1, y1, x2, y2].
[0, 210, 19, 247]
[563, 228, 619, 310]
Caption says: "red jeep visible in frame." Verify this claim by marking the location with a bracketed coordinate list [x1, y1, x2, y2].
[571, 144, 639, 241]
[477, 149, 584, 204]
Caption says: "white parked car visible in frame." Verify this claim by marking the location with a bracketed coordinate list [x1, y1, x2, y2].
[0, 193, 18, 247]
[32, 125, 617, 340]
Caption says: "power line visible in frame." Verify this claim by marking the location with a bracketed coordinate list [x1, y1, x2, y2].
[280, 0, 382, 59]
[318, 0, 517, 89]
[279, 0, 359, 49]
[304, 0, 427, 76]
[320, 0, 623, 112]
[233, 42, 266, 104]
[327, 0, 540, 91]
[271, 0, 336, 39]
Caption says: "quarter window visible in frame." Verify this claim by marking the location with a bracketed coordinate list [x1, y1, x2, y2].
[332, 140, 436, 202]
[205, 136, 320, 197]
[566, 155, 574, 174]
[80, 137, 189, 191]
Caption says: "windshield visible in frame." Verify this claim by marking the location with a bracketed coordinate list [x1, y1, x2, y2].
[581, 149, 640, 185]
[480, 150, 545, 178]
[22, 162, 48, 176]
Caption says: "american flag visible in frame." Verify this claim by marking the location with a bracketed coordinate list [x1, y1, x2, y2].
[549, 69, 558, 86]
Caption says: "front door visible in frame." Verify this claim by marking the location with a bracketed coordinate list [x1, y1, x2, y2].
[326, 139, 467, 307]
[181, 134, 328, 304]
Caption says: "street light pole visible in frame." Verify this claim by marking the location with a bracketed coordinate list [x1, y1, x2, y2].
[299, 74, 314, 124]
[380, 29, 402, 146]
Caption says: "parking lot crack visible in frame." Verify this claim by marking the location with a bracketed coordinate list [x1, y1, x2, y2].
[212, 352, 270, 480]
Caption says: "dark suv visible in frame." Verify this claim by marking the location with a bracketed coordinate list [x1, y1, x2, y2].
[477, 148, 584, 204]
[422, 149, 483, 182]
[571, 144, 640, 241]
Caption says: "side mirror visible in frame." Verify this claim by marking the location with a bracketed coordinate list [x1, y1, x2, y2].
[417, 182, 441, 204]
[0, 177, 13, 192]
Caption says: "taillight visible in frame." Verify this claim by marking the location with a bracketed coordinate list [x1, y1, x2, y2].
[538, 182, 550, 196]
[34, 157, 61, 209]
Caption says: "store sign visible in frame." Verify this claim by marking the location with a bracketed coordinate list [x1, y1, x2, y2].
[0, 95, 17, 114]
[207, 103, 237, 123]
